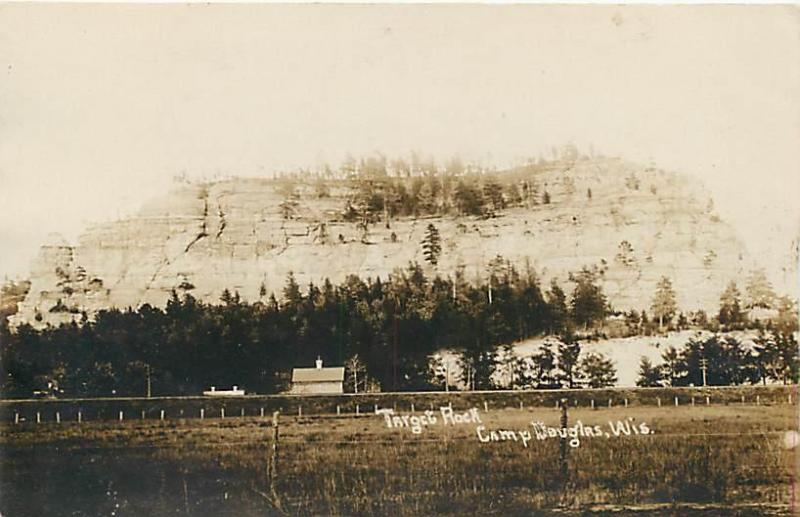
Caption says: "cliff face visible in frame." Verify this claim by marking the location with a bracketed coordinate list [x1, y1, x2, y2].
[10, 157, 763, 328]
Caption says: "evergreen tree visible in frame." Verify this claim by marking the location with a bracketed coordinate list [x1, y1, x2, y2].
[421, 224, 442, 266]
[556, 334, 581, 388]
[660, 346, 682, 386]
[569, 267, 608, 329]
[546, 279, 569, 333]
[580, 352, 617, 388]
[678, 334, 752, 386]
[482, 179, 505, 213]
[744, 269, 776, 310]
[651, 276, 678, 330]
[718, 281, 745, 327]
[636, 357, 663, 387]
[753, 330, 800, 384]
[530, 342, 557, 387]
[453, 180, 484, 216]
[775, 296, 799, 333]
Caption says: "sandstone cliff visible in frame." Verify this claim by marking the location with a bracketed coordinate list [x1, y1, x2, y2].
[10, 156, 766, 328]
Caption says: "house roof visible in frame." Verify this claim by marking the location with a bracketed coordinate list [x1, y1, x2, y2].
[292, 367, 345, 383]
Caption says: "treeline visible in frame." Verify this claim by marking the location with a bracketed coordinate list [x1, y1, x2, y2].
[636, 331, 799, 387]
[0, 262, 610, 398]
[278, 153, 578, 223]
[1, 261, 796, 398]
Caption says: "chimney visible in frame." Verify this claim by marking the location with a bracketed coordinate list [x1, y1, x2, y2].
[315, 356, 323, 369]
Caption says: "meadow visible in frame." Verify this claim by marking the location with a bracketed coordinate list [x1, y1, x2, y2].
[1, 395, 797, 516]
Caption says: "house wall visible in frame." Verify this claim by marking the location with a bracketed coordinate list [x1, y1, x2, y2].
[290, 381, 343, 395]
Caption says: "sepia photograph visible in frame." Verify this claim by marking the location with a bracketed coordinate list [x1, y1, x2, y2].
[0, 4, 798, 516]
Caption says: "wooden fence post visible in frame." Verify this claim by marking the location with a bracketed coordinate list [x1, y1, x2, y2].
[591, 399, 595, 409]
[705, 396, 710, 406]
[14, 412, 19, 424]
[119, 411, 124, 421]
[484, 401, 488, 412]
[411, 403, 415, 413]
[657, 397, 661, 407]
[608, 399, 612, 408]
[241, 408, 245, 418]
[36, 412, 41, 424]
[559, 398, 569, 484]
[141, 410, 145, 420]
[78, 411, 82, 423]
[298, 406, 302, 417]
[200, 408, 205, 419]
[260, 408, 265, 418]
[674, 397, 679, 406]
[160, 410, 165, 421]
[756, 395, 760, 406]
[270, 411, 280, 491]
[356, 404, 360, 415]
[221, 408, 225, 419]
[624, 398, 628, 408]
[56, 412, 61, 424]
[336, 405, 340, 416]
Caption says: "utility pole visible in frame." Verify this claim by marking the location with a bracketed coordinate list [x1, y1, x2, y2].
[700, 358, 708, 387]
[393, 312, 398, 391]
[145, 364, 152, 398]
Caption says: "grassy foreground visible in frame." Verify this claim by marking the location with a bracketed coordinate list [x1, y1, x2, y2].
[1, 403, 797, 516]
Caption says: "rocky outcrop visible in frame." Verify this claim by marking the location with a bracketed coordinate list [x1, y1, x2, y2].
[9, 156, 768, 329]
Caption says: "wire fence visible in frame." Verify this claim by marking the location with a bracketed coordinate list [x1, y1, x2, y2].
[2, 384, 796, 424]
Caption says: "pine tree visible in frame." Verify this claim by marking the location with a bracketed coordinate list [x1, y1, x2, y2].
[636, 357, 663, 387]
[421, 224, 442, 266]
[454, 181, 484, 216]
[660, 346, 681, 386]
[531, 343, 557, 387]
[744, 269, 776, 310]
[651, 276, 678, 331]
[569, 267, 608, 329]
[718, 281, 745, 327]
[482, 179, 505, 213]
[546, 279, 569, 333]
[580, 352, 617, 388]
[556, 335, 581, 388]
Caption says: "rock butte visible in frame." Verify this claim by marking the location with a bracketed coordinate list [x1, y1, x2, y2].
[10, 156, 771, 329]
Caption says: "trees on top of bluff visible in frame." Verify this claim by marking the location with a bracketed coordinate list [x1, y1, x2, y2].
[333, 155, 548, 223]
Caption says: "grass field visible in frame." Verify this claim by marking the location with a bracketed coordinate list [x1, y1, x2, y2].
[1, 399, 797, 516]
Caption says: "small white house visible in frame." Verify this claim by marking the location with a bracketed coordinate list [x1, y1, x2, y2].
[291, 358, 345, 394]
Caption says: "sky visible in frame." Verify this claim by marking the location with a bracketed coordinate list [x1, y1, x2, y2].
[1, 4, 798, 283]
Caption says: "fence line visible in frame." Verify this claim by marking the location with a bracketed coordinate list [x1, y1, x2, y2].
[5, 389, 796, 425]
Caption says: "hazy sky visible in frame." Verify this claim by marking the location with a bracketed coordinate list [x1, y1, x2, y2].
[1, 5, 798, 280]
